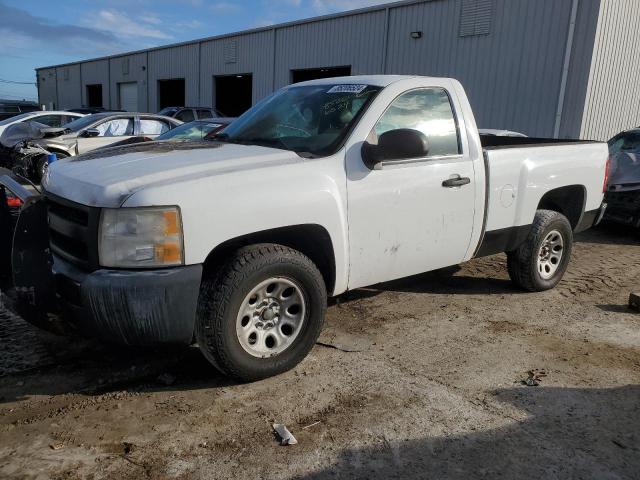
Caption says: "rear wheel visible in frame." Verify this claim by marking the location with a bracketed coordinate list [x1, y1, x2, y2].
[507, 209, 573, 291]
[195, 244, 326, 381]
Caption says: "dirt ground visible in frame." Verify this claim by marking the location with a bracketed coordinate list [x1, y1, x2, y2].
[0, 223, 639, 480]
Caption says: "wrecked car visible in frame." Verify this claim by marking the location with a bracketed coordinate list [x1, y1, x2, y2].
[97, 117, 235, 149]
[603, 128, 640, 228]
[0, 121, 57, 181]
[2, 75, 609, 382]
[27, 113, 181, 180]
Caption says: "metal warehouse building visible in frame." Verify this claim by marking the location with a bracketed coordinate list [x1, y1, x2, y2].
[36, 0, 640, 140]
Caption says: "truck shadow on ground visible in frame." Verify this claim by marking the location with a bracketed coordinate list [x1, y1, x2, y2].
[299, 385, 640, 480]
[576, 222, 640, 246]
[365, 265, 521, 297]
[0, 335, 237, 403]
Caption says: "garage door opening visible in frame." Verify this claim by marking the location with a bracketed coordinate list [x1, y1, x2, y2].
[118, 82, 138, 112]
[158, 79, 185, 111]
[86, 84, 103, 108]
[291, 66, 351, 84]
[214, 74, 252, 117]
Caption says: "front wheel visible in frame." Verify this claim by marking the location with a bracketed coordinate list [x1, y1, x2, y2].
[195, 244, 327, 381]
[507, 209, 573, 291]
[35, 152, 68, 183]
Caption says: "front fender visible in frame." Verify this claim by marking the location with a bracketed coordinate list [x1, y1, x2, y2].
[124, 154, 350, 294]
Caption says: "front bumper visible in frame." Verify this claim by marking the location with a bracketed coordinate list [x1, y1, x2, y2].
[49, 258, 202, 346]
[3, 181, 203, 346]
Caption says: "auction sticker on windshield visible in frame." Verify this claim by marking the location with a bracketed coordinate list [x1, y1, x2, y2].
[327, 85, 368, 94]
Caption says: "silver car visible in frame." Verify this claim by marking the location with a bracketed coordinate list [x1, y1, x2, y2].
[33, 112, 182, 160]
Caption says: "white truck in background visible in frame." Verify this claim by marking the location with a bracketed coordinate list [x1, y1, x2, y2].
[3, 75, 609, 381]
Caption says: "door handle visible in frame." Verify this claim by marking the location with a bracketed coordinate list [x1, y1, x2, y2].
[442, 175, 471, 188]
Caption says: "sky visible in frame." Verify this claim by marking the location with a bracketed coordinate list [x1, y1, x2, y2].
[0, 0, 391, 102]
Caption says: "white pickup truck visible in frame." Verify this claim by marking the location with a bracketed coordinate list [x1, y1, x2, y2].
[4, 76, 609, 381]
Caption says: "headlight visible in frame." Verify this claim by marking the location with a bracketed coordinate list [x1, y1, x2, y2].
[99, 207, 184, 268]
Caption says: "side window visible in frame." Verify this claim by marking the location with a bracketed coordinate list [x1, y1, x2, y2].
[62, 115, 79, 125]
[373, 88, 461, 157]
[32, 115, 62, 127]
[95, 118, 134, 137]
[139, 119, 170, 135]
[197, 109, 212, 119]
[175, 109, 195, 122]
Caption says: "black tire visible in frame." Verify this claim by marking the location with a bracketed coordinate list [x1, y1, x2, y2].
[195, 244, 327, 381]
[507, 209, 573, 292]
[35, 152, 68, 183]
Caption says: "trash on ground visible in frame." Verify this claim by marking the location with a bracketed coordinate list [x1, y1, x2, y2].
[273, 424, 298, 446]
[49, 443, 64, 450]
[302, 421, 321, 429]
[629, 293, 640, 311]
[523, 368, 547, 386]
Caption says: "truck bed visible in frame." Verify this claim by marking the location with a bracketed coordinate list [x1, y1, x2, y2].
[480, 134, 597, 150]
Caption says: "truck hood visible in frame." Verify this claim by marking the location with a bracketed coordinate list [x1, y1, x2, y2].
[43, 141, 303, 207]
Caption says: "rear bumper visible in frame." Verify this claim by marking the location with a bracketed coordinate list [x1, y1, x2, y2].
[49, 258, 202, 346]
[603, 190, 640, 227]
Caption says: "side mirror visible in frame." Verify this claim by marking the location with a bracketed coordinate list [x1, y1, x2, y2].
[82, 128, 100, 138]
[361, 129, 429, 169]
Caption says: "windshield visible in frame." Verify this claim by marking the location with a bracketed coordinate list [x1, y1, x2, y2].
[157, 121, 224, 141]
[158, 107, 178, 116]
[218, 84, 381, 156]
[62, 114, 104, 132]
[0, 112, 34, 126]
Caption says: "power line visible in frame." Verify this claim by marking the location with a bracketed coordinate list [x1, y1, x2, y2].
[0, 78, 37, 85]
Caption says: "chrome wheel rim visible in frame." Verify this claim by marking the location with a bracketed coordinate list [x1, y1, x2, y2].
[236, 277, 306, 358]
[537, 230, 564, 280]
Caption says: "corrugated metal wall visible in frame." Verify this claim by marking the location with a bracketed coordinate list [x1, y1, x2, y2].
[558, 0, 601, 139]
[580, 0, 640, 140]
[36, 68, 57, 110]
[109, 53, 147, 111]
[55, 64, 81, 110]
[200, 30, 275, 107]
[80, 60, 109, 108]
[274, 10, 387, 88]
[385, 0, 574, 137]
[148, 44, 200, 112]
[35, 0, 635, 139]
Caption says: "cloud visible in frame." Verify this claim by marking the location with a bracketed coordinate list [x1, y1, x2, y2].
[139, 14, 163, 25]
[210, 2, 243, 14]
[311, 0, 391, 13]
[92, 10, 172, 40]
[0, 2, 117, 48]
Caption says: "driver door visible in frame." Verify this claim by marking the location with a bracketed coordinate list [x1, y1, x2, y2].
[77, 117, 135, 153]
[346, 86, 476, 289]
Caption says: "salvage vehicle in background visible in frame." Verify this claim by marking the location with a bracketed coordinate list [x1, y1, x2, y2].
[478, 129, 528, 137]
[27, 113, 181, 180]
[66, 107, 125, 114]
[0, 100, 39, 121]
[99, 117, 236, 149]
[0, 121, 60, 181]
[0, 111, 84, 137]
[158, 107, 224, 123]
[2, 76, 609, 382]
[603, 128, 640, 228]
